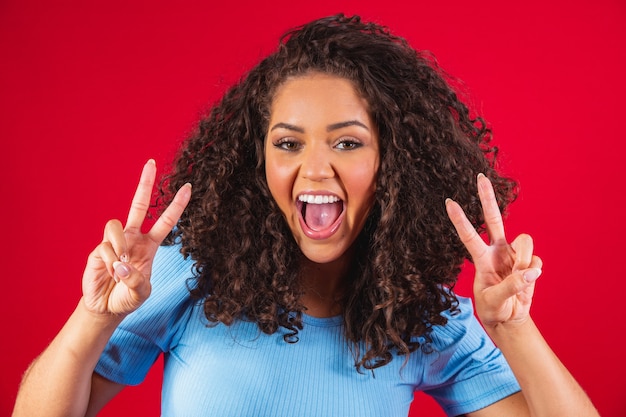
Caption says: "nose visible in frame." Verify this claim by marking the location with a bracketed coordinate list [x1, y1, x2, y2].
[300, 144, 334, 181]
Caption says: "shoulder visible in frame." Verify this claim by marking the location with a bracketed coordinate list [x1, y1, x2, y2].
[419, 296, 521, 415]
[115, 243, 197, 346]
[425, 296, 499, 367]
[152, 242, 197, 284]
[133, 243, 196, 316]
[95, 243, 197, 385]
[433, 295, 481, 343]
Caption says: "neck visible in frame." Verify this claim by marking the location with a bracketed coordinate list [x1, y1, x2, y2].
[299, 253, 353, 318]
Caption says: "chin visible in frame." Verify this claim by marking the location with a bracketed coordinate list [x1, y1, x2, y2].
[298, 242, 350, 266]
[297, 239, 355, 266]
[301, 249, 342, 265]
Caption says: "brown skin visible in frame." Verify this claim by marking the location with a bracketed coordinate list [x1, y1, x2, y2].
[13, 15, 600, 417]
[447, 174, 598, 416]
[265, 73, 380, 317]
[13, 160, 191, 417]
[160, 14, 520, 370]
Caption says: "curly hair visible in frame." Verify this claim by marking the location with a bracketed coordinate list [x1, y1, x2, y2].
[159, 14, 517, 371]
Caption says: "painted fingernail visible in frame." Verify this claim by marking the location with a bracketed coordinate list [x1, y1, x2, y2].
[523, 268, 542, 282]
[113, 261, 131, 279]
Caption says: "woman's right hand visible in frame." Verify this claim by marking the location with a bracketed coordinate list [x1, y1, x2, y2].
[82, 159, 191, 316]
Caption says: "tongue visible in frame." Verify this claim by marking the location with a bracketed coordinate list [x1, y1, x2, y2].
[304, 202, 342, 231]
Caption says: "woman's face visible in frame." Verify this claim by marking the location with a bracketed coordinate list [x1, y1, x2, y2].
[265, 72, 380, 265]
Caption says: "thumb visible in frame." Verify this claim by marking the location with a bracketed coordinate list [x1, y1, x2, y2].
[113, 261, 151, 301]
[522, 267, 542, 284]
[113, 261, 131, 282]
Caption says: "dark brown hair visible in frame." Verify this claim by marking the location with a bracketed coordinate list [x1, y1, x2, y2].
[161, 14, 517, 370]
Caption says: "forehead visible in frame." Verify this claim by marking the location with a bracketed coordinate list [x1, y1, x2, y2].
[269, 72, 372, 123]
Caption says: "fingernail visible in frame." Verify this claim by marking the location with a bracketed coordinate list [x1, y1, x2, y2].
[523, 268, 542, 282]
[113, 261, 131, 279]
[445, 198, 453, 206]
[477, 173, 486, 180]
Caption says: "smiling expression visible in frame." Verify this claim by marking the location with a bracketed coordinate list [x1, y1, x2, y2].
[265, 72, 380, 265]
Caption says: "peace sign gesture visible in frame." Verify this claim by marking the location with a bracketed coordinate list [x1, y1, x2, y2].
[446, 173, 543, 330]
[82, 160, 191, 316]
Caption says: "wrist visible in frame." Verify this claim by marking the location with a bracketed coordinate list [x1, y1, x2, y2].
[483, 316, 536, 345]
[77, 297, 127, 329]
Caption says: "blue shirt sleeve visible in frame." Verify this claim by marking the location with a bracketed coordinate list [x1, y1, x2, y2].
[95, 246, 519, 416]
[94, 243, 197, 385]
[420, 296, 521, 415]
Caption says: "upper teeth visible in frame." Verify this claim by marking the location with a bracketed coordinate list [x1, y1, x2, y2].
[298, 195, 340, 204]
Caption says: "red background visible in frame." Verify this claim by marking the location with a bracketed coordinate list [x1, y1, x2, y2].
[1, 1, 624, 416]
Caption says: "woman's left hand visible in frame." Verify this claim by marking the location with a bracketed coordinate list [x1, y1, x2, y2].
[445, 173, 543, 330]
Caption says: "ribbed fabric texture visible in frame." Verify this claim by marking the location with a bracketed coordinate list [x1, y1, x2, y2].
[95, 244, 520, 417]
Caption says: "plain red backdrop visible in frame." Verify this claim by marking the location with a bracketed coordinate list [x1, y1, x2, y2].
[1, 1, 624, 416]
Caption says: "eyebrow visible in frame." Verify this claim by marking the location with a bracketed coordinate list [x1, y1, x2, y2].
[270, 122, 305, 133]
[326, 120, 369, 132]
[269, 120, 370, 133]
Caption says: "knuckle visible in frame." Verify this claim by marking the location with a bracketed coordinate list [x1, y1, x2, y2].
[130, 199, 150, 212]
[99, 241, 113, 252]
[159, 212, 177, 228]
[104, 219, 123, 231]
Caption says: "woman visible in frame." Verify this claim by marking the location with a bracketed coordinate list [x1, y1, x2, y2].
[13, 14, 598, 416]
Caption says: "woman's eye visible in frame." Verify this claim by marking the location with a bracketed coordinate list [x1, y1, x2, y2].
[274, 139, 300, 151]
[335, 139, 362, 150]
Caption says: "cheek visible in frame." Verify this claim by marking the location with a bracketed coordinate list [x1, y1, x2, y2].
[349, 160, 378, 203]
[265, 158, 293, 208]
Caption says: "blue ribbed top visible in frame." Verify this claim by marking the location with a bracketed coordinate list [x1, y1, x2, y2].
[96, 244, 520, 416]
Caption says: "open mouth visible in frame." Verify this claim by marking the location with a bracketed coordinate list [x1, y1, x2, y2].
[297, 194, 344, 234]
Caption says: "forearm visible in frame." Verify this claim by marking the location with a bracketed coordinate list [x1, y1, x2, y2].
[13, 299, 124, 417]
[486, 318, 599, 417]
